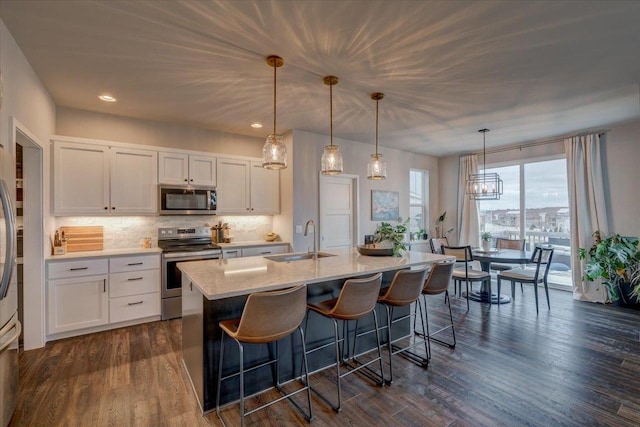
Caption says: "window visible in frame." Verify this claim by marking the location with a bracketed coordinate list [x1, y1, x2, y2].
[409, 169, 429, 238]
[479, 157, 571, 289]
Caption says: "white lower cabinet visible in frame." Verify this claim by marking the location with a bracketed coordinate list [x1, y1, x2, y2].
[48, 274, 109, 335]
[47, 253, 161, 339]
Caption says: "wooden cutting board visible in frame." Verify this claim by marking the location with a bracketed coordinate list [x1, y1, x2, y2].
[59, 226, 104, 252]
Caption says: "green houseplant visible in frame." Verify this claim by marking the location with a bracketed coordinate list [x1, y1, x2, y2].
[481, 231, 492, 250]
[374, 217, 409, 257]
[578, 231, 640, 305]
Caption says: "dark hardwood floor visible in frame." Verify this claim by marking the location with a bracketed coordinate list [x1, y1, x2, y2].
[10, 286, 640, 426]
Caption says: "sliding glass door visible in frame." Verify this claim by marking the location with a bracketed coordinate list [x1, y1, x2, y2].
[479, 156, 572, 289]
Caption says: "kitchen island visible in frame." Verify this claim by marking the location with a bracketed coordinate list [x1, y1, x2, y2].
[178, 247, 453, 413]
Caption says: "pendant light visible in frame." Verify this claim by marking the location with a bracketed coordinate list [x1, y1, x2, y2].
[466, 128, 503, 200]
[262, 55, 287, 169]
[321, 75, 343, 175]
[367, 92, 387, 180]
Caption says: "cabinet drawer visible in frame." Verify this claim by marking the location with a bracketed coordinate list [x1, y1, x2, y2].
[110, 292, 160, 323]
[242, 245, 288, 257]
[110, 255, 160, 273]
[110, 269, 160, 298]
[48, 259, 109, 279]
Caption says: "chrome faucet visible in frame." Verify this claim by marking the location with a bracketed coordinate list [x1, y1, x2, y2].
[304, 219, 317, 259]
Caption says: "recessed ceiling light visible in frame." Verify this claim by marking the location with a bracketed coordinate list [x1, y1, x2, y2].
[98, 94, 117, 102]
[251, 122, 263, 129]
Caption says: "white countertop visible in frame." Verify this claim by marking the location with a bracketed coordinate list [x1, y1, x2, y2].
[46, 247, 162, 261]
[216, 240, 289, 248]
[178, 247, 454, 300]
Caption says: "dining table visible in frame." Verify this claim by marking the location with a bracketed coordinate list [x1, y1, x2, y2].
[469, 248, 533, 304]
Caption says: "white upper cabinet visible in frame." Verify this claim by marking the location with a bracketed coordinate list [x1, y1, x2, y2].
[216, 158, 251, 213]
[250, 161, 280, 214]
[110, 147, 158, 214]
[216, 158, 279, 214]
[158, 152, 216, 186]
[189, 154, 217, 186]
[53, 141, 110, 215]
[53, 139, 158, 215]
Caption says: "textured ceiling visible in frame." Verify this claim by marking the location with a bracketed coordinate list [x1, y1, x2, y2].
[1, 0, 639, 156]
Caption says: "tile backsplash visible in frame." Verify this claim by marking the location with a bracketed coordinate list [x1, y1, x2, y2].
[55, 215, 274, 249]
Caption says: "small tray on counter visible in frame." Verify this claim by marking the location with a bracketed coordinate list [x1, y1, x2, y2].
[356, 245, 394, 256]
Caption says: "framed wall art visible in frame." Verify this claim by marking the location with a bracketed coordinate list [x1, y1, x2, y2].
[371, 190, 399, 221]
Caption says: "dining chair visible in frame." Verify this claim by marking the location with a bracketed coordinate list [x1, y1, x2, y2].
[441, 245, 491, 311]
[491, 238, 526, 273]
[497, 246, 554, 314]
[429, 237, 449, 254]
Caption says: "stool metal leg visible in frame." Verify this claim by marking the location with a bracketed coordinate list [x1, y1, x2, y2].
[371, 309, 385, 386]
[333, 318, 343, 412]
[299, 326, 314, 422]
[216, 331, 225, 421]
[386, 305, 394, 384]
[237, 340, 245, 427]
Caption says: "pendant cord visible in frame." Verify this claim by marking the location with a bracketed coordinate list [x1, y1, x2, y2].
[375, 99, 379, 156]
[330, 82, 333, 147]
[273, 63, 277, 135]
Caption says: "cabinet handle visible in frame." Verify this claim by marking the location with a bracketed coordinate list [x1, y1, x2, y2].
[128, 277, 144, 281]
[260, 251, 272, 254]
[190, 179, 193, 182]
[227, 250, 238, 254]
[251, 208, 254, 211]
[112, 207, 116, 210]
[70, 267, 88, 271]
[184, 179, 188, 182]
[190, 282, 193, 291]
[103, 279, 106, 293]
[127, 262, 143, 266]
[104, 207, 108, 210]
[246, 208, 250, 211]
[128, 301, 144, 306]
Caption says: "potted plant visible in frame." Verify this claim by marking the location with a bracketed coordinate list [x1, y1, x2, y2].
[481, 231, 492, 251]
[374, 217, 409, 257]
[419, 227, 428, 240]
[578, 231, 640, 306]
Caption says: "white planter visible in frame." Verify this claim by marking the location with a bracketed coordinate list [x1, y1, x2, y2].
[482, 240, 491, 251]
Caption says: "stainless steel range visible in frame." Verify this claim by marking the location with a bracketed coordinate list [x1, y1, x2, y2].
[158, 227, 221, 320]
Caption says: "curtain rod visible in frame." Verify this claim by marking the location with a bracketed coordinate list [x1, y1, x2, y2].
[459, 128, 609, 158]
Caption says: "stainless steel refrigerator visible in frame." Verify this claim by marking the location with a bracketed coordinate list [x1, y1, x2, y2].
[0, 174, 19, 426]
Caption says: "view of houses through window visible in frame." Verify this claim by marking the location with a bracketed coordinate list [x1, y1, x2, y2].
[479, 157, 572, 289]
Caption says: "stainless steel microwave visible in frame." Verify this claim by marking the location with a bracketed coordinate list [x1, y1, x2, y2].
[158, 184, 216, 215]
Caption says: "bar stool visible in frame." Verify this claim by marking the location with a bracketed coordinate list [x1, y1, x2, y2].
[216, 285, 312, 427]
[305, 273, 384, 412]
[376, 266, 430, 383]
[417, 260, 456, 361]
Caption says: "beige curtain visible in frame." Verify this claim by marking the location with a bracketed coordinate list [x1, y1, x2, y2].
[565, 133, 609, 302]
[457, 155, 480, 247]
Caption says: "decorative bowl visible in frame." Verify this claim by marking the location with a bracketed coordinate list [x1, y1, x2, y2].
[264, 232, 278, 242]
[356, 245, 394, 256]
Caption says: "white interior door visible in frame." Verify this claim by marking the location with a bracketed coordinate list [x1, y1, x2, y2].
[320, 175, 358, 250]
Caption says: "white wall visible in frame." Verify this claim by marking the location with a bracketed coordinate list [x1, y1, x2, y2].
[1, 19, 56, 350]
[289, 130, 439, 252]
[56, 106, 264, 157]
[437, 118, 640, 243]
[603, 119, 640, 237]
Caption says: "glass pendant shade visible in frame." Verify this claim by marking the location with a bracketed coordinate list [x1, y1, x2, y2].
[321, 144, 343, 175]
[466, 128, 503, 200]
[262, 133, 287, 170]
[367, 153, 387, 180]
[367, 92, 386, 180]
[321, 75, 343, 175]
[262, 55, 287, 170]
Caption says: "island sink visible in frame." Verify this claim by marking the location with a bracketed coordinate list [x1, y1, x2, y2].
[264, 252, 336, 262]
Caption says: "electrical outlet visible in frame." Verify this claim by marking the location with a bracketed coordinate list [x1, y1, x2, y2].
[295, 225, 303, 234]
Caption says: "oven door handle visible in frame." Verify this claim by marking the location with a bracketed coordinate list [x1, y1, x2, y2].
[162, 251, 222, 260]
